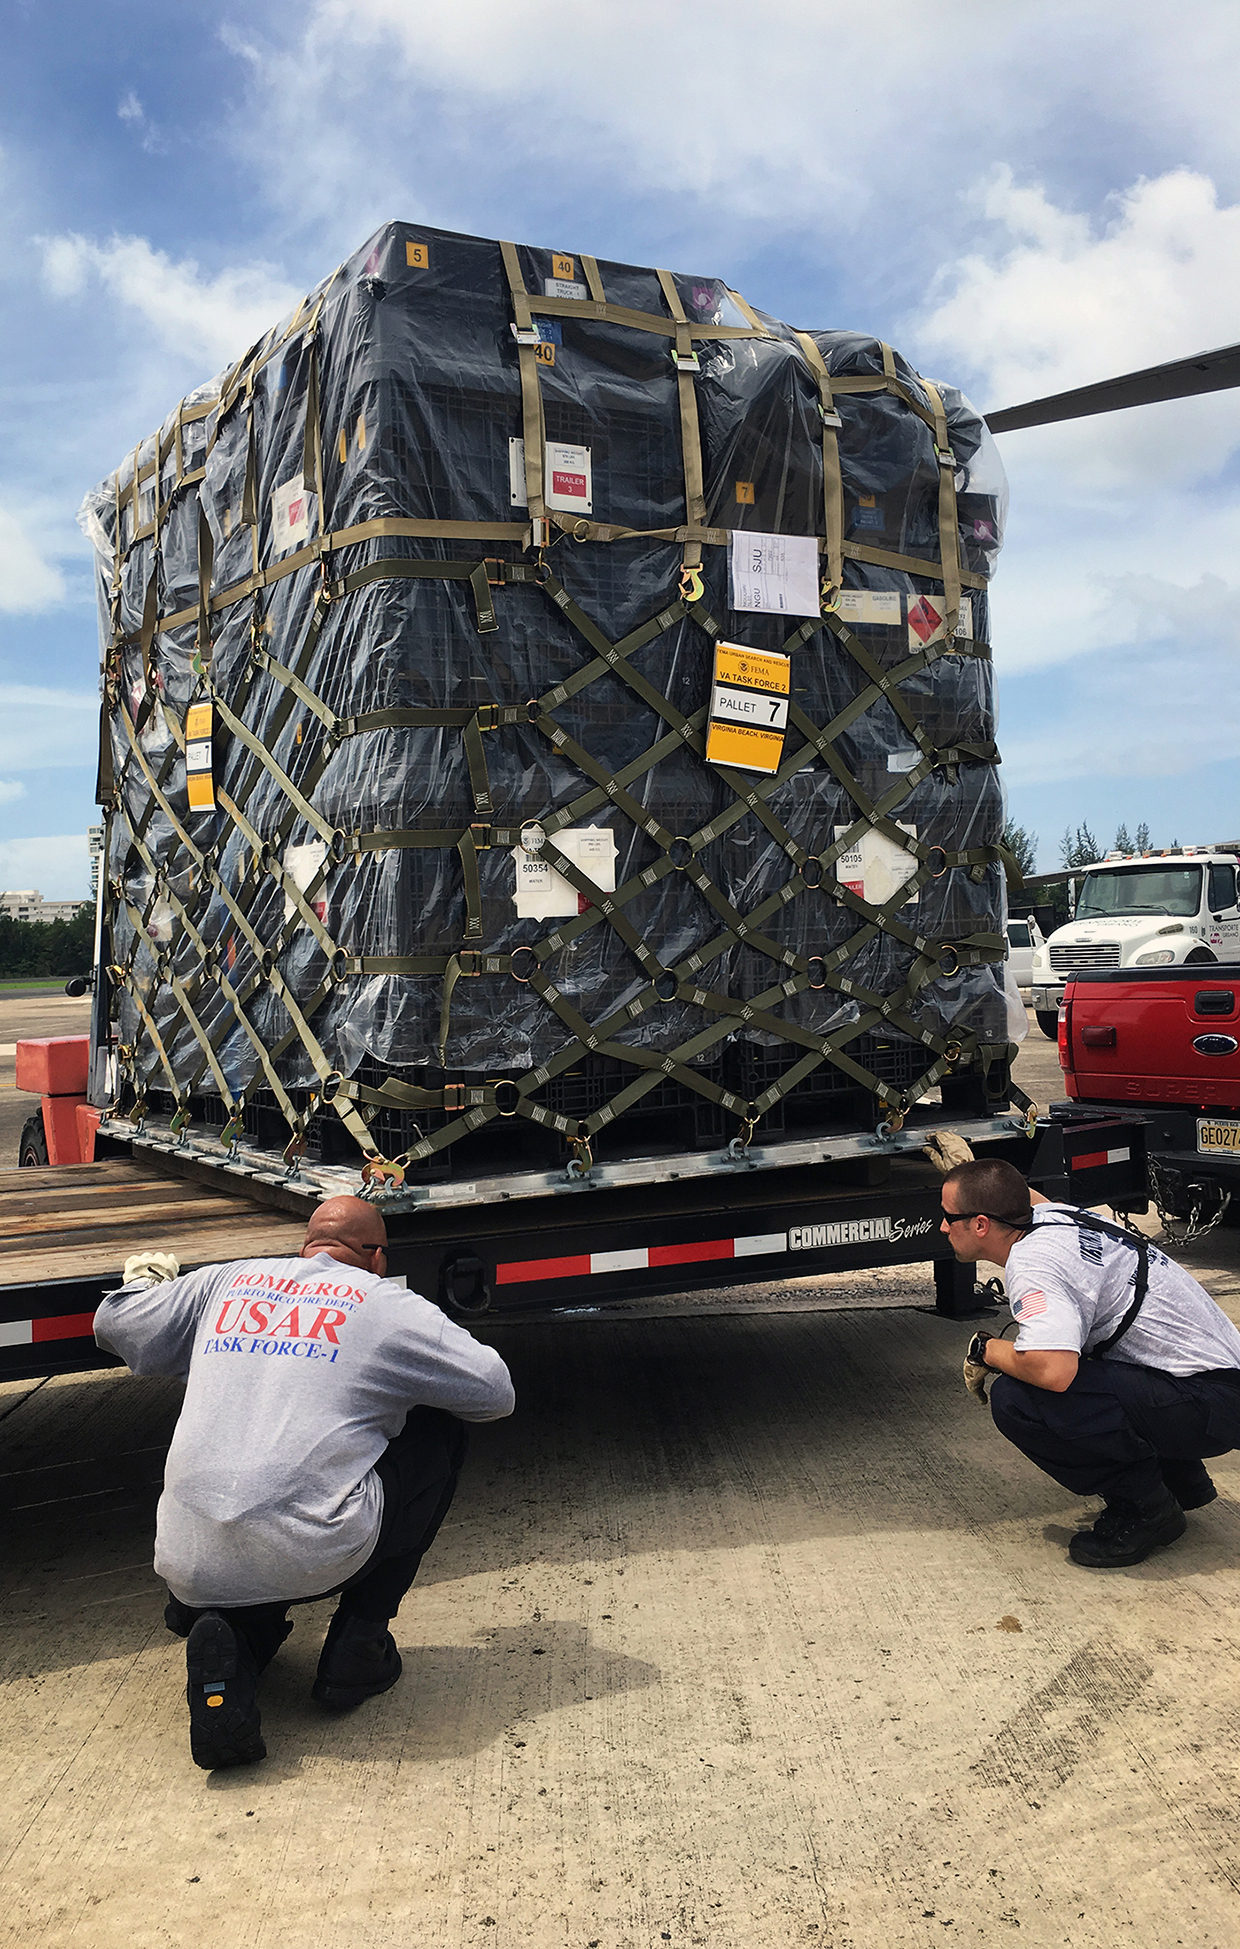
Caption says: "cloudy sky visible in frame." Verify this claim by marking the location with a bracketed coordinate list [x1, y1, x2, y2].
[3, 0, 1239, 894]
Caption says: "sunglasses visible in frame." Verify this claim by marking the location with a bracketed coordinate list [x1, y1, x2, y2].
[940, 1208, 985, 1224]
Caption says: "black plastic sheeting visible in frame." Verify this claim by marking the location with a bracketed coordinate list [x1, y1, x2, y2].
[82, 221, 1014, 1161]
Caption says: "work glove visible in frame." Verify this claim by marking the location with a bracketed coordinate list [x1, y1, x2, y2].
[122, 1250, 181, 1288]
[923, 1130, 975, 1174]
[963, 1331, 992, 1404]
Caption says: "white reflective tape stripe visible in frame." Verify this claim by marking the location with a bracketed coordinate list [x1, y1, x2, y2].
[590, 1248, 650, 1274]
[1106, 1148, 1131, 1165]
[733, 1232, 788, 1257]
[0, 1320, 33, 1347]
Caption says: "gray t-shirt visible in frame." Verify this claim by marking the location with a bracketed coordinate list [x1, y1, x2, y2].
[1004, 1205, 1240, 1375]
[94, 1251, 515, 1608]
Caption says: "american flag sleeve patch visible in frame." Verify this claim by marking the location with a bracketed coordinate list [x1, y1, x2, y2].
[1012, 1288, 1049, 1319]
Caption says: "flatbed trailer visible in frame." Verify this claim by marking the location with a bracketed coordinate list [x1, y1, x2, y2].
[4, 1061, 1149, 1384]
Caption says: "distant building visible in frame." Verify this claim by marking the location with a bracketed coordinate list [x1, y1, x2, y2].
[0, 889, 90, 924]
[88, 824, 105, 899]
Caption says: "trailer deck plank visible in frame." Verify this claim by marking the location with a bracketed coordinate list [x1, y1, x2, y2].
[0, 1164, 307, 1286]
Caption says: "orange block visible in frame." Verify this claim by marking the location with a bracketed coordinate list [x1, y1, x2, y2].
[76, 1102, 101, 1163]
[42, 1095, 86, 1165]
[15, 1035, 90, 1096]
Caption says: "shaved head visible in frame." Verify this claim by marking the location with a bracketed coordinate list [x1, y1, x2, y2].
[301, 1196, 389, 1271]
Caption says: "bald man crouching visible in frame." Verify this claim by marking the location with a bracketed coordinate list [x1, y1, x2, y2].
[94, 1196, 514, 1770]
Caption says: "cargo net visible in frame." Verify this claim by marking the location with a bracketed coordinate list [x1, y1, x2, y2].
[87, 225, 1023, 1188]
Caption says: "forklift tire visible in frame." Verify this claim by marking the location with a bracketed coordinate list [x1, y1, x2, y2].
[1035, 1010, 1060, 1039]
[19, 1111, 49, 1168]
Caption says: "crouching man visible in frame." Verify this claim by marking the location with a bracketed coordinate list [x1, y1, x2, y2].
[95, 1196, 514, 1770]
[941, 1159, 1240, 1567]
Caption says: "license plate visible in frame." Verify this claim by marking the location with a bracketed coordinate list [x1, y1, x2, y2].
[1197, 1117, 1240, 1154]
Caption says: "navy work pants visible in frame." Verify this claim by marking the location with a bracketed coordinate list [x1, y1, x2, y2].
[990, 1360, 1240, 1507]
[170, 1406, 468, 1669]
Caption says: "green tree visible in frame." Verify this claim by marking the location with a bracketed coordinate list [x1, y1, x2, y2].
[1114, 822, 1133, 854]
[1135, 821, 1152, 852]
[1002, 820, 1038, 878]
[0, 908, 93, 979]
[1060, 823, 1101, 869]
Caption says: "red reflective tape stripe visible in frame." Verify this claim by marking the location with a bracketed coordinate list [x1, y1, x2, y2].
[649, 1238, 735, 1268]
[495, 1254, 590, 1287]
[31, 1311, 97, 1343]
[1072, 1149, 1109, 1172]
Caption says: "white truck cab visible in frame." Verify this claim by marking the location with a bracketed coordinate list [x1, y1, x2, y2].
[1030, 846, 1240, 1035]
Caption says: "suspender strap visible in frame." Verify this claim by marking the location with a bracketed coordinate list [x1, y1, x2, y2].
[1030, 1213, 1151, 1357]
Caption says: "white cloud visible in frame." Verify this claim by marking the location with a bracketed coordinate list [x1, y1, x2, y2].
[0, 780, 25, 805]
[0, 506, 66, 612]
[915, 168, 1240, 492]
[0, 834, 91, 902]
[220, 1, 1240, 266]
[118, 91, 143, 125]
[39, 233, 300, 372]
[0, 685, 99, 772]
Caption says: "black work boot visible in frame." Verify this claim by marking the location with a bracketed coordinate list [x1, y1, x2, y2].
[1085, 1496, 1141, 1542]
[185, 1612, 266, 1769]
[165, 1594, 197, 1639]
[1159, 1459, 1218, 1511]
[311, 1611, 403, 1711]
[1068, 1489, 1187, 1568]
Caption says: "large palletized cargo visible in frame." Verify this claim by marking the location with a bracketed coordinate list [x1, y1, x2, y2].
[80, 221, 1018, 1191]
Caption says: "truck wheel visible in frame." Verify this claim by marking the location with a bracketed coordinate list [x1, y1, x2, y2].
[1035, 1010, 1060, 1038]
[19, 1112, 49, 1168]
[1185, 948, 1216, 964]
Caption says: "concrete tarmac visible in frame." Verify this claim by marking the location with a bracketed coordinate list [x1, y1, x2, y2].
[3, 1010, 1240, 1947]
[0, 992, 92, 1163]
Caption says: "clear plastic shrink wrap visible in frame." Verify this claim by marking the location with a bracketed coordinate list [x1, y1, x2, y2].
[81, 223, 1014, 1176]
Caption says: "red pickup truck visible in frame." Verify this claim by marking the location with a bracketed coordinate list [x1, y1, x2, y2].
[1059, 963, 1240, 1226]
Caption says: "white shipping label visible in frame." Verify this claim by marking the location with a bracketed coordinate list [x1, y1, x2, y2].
[887, 750, 919, 773]
[546, 441, 592, 513]
[271, 477, 313, 555]
[283, 839, 330, 923]
[729, 530, 821, 617]
[833, 823, 919, 907]
[544, 277, 588, 301]
[509, 438, 593, 513]
[835, 590, 902, 626]
[512, 826, 617, 920]
[710, 683, 789, 730]
[185, 739, 213, 774]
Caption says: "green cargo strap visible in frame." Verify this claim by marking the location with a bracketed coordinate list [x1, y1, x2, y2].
[499, 239, 547, 519]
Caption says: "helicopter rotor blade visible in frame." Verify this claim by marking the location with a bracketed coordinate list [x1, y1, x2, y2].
[985, 341, 1240, 433]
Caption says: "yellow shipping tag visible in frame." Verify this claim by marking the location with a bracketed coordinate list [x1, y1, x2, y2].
[535, 340, 556, 367]
[705, 722, 786, 773]
[552, 253, 575, 280]
[406, 241, 429, 269]
[735, 481, 755, 504]
[185, 701, 215, 811]
[713, 643, 790, 696]
[706, 641, 790, 775]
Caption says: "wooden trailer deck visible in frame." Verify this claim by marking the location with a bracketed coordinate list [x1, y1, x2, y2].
[0, 1160, 306, 1296]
